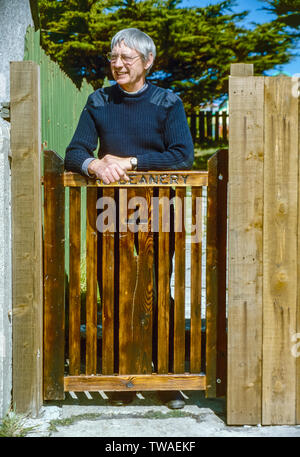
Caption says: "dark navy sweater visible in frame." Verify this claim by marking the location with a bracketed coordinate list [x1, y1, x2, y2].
[64, 82, 194, 174]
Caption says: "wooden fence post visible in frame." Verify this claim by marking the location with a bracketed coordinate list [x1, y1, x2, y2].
[206, 149, 228, 398]
[227, 63, 265, 425]
[43, 150, 65, 400]
[262, 77, 299, 425]
[10, 61, 43, 415]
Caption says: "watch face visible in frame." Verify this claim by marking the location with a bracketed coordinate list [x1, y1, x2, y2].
[131, 157, 137, 169]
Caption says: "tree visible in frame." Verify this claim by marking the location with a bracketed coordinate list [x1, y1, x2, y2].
[261, 0, 300, 34]
[39, 0, 296, 107]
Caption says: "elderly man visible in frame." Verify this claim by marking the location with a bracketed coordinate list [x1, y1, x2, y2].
[65, 28, 194, 409]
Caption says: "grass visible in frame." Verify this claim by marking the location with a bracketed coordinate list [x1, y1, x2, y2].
[48, 413, 101, 432]
[193, 144, 228, 171]
[48, 410, 198, 433]
[0, 411, 37, 437]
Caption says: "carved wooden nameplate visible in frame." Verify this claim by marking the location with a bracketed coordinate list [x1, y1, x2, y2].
[64, 171, 208, 187]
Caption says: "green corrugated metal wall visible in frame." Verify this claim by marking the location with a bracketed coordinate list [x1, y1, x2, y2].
[24, 26, 96, 274]
[24, 26, 94, 157]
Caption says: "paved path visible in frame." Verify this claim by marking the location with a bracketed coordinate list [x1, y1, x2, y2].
[23, 391, 300, 438]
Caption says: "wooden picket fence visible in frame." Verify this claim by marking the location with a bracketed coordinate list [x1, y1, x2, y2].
[187, 110, 228, 143]
[43, 151, 228, 399]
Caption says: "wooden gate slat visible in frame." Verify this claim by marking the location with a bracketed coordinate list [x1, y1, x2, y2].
[157, 188, 171, 373]
[69, 187, 81, 375]
[190, 187, 202, 373]
[206, 155, 218, 396]
[174, 188, 186, 373]
[43, 150, 65, 400]
[119, 189, 138, 374]
[119, 188, 154, 374]
[133, 188, 154, 374]
[102, 188, 115, 375]
[86, 187, 98, 374]
[216, 150, 228, 397]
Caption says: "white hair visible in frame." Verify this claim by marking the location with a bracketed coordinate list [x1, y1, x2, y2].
[111, 28, 156, 74]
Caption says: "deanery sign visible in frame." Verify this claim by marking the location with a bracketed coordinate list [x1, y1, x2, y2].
[63, 171, 208, 187]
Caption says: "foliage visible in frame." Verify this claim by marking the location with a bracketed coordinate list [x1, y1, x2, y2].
[39, 0, 296, 107]
[261, 0, 300, 34]
[0, 411, 36, 437]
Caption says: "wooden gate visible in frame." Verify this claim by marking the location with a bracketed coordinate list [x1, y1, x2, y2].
[43, 150, 227, 400]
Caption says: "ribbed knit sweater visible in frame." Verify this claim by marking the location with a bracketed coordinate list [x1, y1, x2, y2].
[64, 82, 194, 174]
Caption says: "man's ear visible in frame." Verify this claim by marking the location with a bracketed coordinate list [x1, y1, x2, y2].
[145, 52, 154, 70]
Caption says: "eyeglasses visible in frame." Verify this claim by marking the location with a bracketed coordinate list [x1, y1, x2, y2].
[106, 52, 141, 65]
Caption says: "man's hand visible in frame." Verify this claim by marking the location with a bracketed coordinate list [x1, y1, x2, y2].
[87, 154, 132, 184]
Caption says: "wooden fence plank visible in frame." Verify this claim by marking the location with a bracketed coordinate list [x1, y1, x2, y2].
[119, 189, 138, 374]
[119, 188, 154, 374]
[43, 151, 65, 401]
[262, 77, 298, 425]
[206, 149, 228, 397]
[64, 374, 206, 391]
[174, 188, 186, 373]
[215, 112, 219, 141]
[190, 187, 202, 374]
[157, 188, 171, 373]
[216, 150, 228, 397]
[206, 154, 218, 396]
[63, 171, 208, 188]
[69, 187, 81, 375]
[227, 64, 264, 425]
[207, 112, 212, 138]
[10, 61, 43, 414]
[199, 112, 205, 142]
[86, 187, 98, 374]
[133, 188, 154, 374]
[101, 188, 115, 375]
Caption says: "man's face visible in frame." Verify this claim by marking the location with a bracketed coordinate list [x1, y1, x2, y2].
[110, 41, 153, 92]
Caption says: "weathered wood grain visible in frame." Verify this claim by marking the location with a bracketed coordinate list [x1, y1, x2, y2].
[227, 65, 264, 425]
[43, 151, 65, 401]
[101, 188, 115, 375]
[190, 187, 202, 374]
[157, 188, 171, 373]
[63, 171, 208, 188]
[86, 187, 98, 374]
[10, 61, 43, 413]
[119, 188, 154, 374]
[118, 189, 138, 374]
[262, 77, 298, 425]
[174, 188, 186, 373]
[64, 374, 206, 391]
[69, 187, 81, 375]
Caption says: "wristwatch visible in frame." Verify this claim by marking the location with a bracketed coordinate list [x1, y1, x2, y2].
[130, 157, 138, 171]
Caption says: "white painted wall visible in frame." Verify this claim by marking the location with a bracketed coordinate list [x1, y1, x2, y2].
[0, 118, 12, 418]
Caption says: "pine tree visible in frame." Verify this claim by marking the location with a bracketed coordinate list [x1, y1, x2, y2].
[39, 0, 296, 107]
[261, 0, 300, 34]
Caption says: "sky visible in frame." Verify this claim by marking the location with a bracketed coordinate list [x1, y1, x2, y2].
[181, 0, 300, 76]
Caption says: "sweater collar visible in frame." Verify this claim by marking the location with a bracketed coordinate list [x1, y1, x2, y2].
[117, 81, 148, 96]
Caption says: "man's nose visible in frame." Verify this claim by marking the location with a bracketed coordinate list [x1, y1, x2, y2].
[113, 55, 123, 67]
